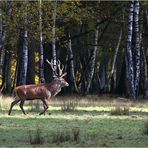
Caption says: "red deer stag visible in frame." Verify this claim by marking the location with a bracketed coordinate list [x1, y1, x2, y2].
[8, 60, 69, 115]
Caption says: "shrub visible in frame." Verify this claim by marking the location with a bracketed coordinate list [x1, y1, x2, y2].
[61, 101, 78, 112]
[29, 127, 44, 145]
[143, 121, 148, 135]
[51, 127, 80, 143]
[72, 127, 80, 141]
[110, 106, 130, 116]
[51, 130, 71, 143]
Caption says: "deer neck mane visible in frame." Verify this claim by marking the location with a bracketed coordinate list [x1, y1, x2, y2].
[54, 78, 62, 86]
[47, 78, 62, 96]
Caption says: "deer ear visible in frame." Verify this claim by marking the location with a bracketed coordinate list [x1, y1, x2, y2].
[60, 72, 67, 78]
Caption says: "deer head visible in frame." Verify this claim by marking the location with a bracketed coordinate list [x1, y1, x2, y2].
[46, 59, 69, 87]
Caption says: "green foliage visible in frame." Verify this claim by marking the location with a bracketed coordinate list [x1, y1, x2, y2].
[141, 1, 148, 8]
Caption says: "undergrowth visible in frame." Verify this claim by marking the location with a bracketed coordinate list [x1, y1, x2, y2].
[28, 127, 44, 145]
[50, 127, 80, 143]
[61, 101, 78, 112]
[110, 106, 130, 115]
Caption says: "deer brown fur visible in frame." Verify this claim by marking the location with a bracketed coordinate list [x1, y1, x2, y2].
[8, 60, 69, 115]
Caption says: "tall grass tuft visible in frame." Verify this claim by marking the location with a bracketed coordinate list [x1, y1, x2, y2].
[61, 101, 78, 112]
[0, 96, 12, 111]
[29, 127, 44, 145]
[51, 130, 71, 143]
[50, 127, 80, 143]
[110, 106, 130, 115]
[72, 127, 80, 141]
[143, 121, 148, 135]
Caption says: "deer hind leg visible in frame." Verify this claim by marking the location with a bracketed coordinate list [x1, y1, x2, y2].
[8, 98, 21, 115]
[39, 99, 49, 115]
[19, 100, 26, 115]
[43, 104, 46, 115]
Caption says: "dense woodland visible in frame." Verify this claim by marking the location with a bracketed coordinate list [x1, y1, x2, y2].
[0, 0, 148, 99]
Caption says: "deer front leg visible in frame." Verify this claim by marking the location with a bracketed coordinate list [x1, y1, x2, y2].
[39, 99, 49, 115]
[8, 98, 21, 115]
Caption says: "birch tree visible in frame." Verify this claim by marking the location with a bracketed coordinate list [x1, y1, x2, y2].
[52, 0, 57, 78]
[133, 0, 140, 97]
[67, 32, 78, 93]
[126, 0, 140, 99]
[18, 1, 28, 85]
[110, 27, 122, 92]
[1, 2, 12, 93]
[39, 0, 45, 83]
[0, 8, 5, 86]
[86, 27, 99, 94]
[126, 0, 135, 99]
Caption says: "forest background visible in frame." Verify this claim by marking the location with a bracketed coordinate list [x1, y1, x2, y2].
[0, 0, 148, 100]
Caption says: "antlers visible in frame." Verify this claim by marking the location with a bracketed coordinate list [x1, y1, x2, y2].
[57, 60, 64, 76]
[46, 59, 66, 77]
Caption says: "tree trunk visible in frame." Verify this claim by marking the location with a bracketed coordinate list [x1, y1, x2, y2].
[52, 0, 57, 77]
[99, 59, 107, 94]
[145, 10, 148, 28]
[140, 10, 148, 98]
[1, 2, 12, 93]
[67, 32, 78, 93]
[39, 0, 45, 83]
[18, 2, 28, 85]
[110, 27, 122, 93]
[141, 47, 148, 98]
[116, 57, 127, 96]
[0, 8, 5, 77]
[133, 0, 140, 97]
[43, 43, 53, 83]
[2, 48, 12, 94]
[86, 28, 99, 94]
[26, 40, 35, 85]
[126, 0, 136, 99]
[0, 5, 8, 88]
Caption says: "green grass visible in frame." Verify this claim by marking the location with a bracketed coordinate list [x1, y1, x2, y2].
[0, 96, 148, 147]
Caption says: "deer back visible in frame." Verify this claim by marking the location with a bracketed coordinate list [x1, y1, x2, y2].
[15, 84, 52, 100]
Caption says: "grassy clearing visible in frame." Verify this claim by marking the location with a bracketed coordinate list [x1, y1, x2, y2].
[0, 96, 148, 147]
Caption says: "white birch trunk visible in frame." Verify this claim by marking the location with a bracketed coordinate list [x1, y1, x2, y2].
[126, 0, 136, 99]
[52, 0, 57, 77]
[39, 0, 45, 83]
[133, 0, 140, 97]
[86, 29, 99, 94]
[110, 28, 122, 77]
[20, 1, 28, 85]
[68, 32, 79, 93]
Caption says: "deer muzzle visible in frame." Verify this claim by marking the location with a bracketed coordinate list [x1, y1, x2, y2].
[65, 82, 69, 87]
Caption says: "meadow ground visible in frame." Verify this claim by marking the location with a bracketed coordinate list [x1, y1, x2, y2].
[0, 96, 148, 147]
